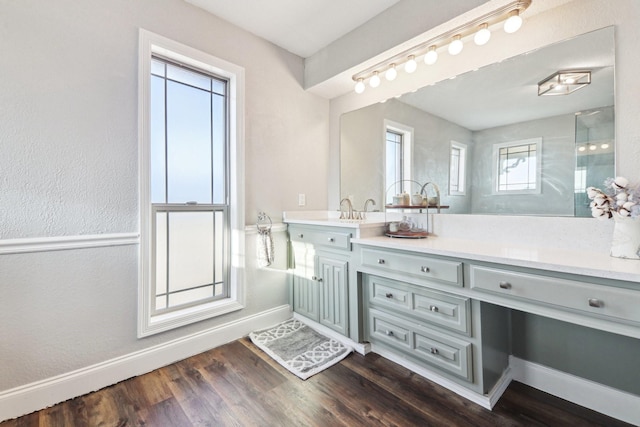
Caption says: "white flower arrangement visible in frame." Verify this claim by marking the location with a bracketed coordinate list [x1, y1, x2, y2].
[587, 176, 640, 219]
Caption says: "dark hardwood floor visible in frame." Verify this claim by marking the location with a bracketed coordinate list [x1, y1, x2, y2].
[2, 337, 632, 427]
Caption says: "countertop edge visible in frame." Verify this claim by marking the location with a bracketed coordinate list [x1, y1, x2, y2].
[351, 236, 640, 283]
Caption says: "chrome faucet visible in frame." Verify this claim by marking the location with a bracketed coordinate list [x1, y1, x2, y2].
[340, 198, 354, 220]
[362, 199, 376, 219]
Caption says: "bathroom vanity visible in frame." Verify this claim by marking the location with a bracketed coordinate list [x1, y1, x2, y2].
[284, 212, 640, 420]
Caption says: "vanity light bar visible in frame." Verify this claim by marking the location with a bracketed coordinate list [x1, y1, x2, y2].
[352, 0, 531, 93]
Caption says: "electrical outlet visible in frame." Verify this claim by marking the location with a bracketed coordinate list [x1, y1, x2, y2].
[298, 193, 306, 206]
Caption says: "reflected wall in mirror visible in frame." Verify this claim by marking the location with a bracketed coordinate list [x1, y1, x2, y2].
[340, 26, 615, 217]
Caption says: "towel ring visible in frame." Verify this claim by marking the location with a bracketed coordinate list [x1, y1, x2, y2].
[257, 212, 272, 232]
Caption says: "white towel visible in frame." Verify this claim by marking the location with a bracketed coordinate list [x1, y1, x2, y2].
[257, 227, 274, 267]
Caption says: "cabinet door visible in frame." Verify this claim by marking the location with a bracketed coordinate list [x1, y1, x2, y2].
[291, 241, 319, 321]
[317, 255, 349, 335]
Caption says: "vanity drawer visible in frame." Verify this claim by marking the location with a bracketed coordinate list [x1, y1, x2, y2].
[362, 248, 462, 287]
[289, 226, 351, 250]
[367, 275, 471, 334]
[469, 265, 640, 323]
[368, 308, 473, 382]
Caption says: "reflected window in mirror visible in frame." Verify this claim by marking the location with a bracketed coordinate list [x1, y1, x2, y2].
[493, 138, 542, 194]
[449, 141, 467, 195]
[384, 120, 413, 203]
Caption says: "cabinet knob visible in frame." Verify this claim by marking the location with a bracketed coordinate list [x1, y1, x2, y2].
[311, 275, 317, 281]
[429, 305, 439, 312]
[385, 330, 394, 336]
[499, 281, 512, 290]
[297, 234, 304, 238]
[588, 298, 604, 308]
[385, 293, 393, 299]
[430, 348, 439, 355]
[327, 237, 335, 242]
[377, 259, 386, 264]
[421, 266, 430, 273]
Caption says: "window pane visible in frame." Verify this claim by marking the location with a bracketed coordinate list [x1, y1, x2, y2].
[167, 63, 211, 91]
[150, 75, 167, 203]
[212, 93, 226, 204]
[155, 211, 168, 299]
[212, 78, 226, 96]
[167, 212, 214, 295]
[151, 58, 165, 77]
[498, 143, 537, 191]
[214, 210, 224, 285]
[166, 81, 213, 203]
[386, 131, 403, 203]
[168, 285, 214, 307]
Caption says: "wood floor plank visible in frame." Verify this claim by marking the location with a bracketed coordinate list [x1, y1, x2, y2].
[1, 337, 633, 427]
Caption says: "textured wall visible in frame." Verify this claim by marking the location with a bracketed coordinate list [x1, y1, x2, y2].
[0, 0, 327, 392]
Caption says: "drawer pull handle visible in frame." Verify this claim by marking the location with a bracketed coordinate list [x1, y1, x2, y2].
[385, 293, 393, 299]
[588, 298, 604, 308]
[385, 330, 394, 336]
[421, 266, 430, 273]
[429, 305, 439, 312]
[499, 281, 512, 290]
[327, 237, 335, 242]
[430, 348, 439, 355]
[377, 259, 386, 264]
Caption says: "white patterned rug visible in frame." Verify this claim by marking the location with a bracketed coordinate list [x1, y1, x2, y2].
[249, 319, 353, 380]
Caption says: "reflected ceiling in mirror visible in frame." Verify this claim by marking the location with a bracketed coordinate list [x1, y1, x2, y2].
[340, 26, 615, 217]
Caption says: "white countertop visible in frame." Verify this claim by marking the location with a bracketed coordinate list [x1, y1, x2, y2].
[352, 235, 640, 283]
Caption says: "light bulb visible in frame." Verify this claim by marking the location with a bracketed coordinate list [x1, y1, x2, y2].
[404, 56, 417, 73]
[578, 146, 586, 152]
[448, 35, 463, 56]
[601, 143, 610, 149]
[504, 10, 523, 33]
[424, 46, 438, 65]
[369, 71, 381, 88]
[354, 79, 365, 94]
[385, 64, 397, 81]
[589, 144, 597, 151]
[474, 23, 491, 45]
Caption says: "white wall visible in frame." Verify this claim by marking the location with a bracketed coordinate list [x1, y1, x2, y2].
[0, 0, 328, 410]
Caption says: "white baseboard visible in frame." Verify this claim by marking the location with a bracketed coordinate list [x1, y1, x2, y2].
[510, 356, 640, 426]
[0, 305, 291, 423]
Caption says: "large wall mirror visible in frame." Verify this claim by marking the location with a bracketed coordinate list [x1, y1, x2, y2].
[340, 26, 615, 217]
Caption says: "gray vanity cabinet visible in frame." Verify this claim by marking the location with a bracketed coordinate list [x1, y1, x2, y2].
[289, 225, 351, 336]
[359, 246, 511, 396]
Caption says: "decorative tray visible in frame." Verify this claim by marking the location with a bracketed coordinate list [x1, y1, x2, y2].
[385, 230, 429, 239]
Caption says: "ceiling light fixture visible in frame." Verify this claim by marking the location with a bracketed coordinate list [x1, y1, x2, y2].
[538, 70, 591, 96]
[352, 0, 531, 94]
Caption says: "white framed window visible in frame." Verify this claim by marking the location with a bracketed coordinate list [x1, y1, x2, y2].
[384, 120, 413, 203]
[449, 141, 467, 195]
[492, 138, 542, 195]
[138, 29, 245, 337]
